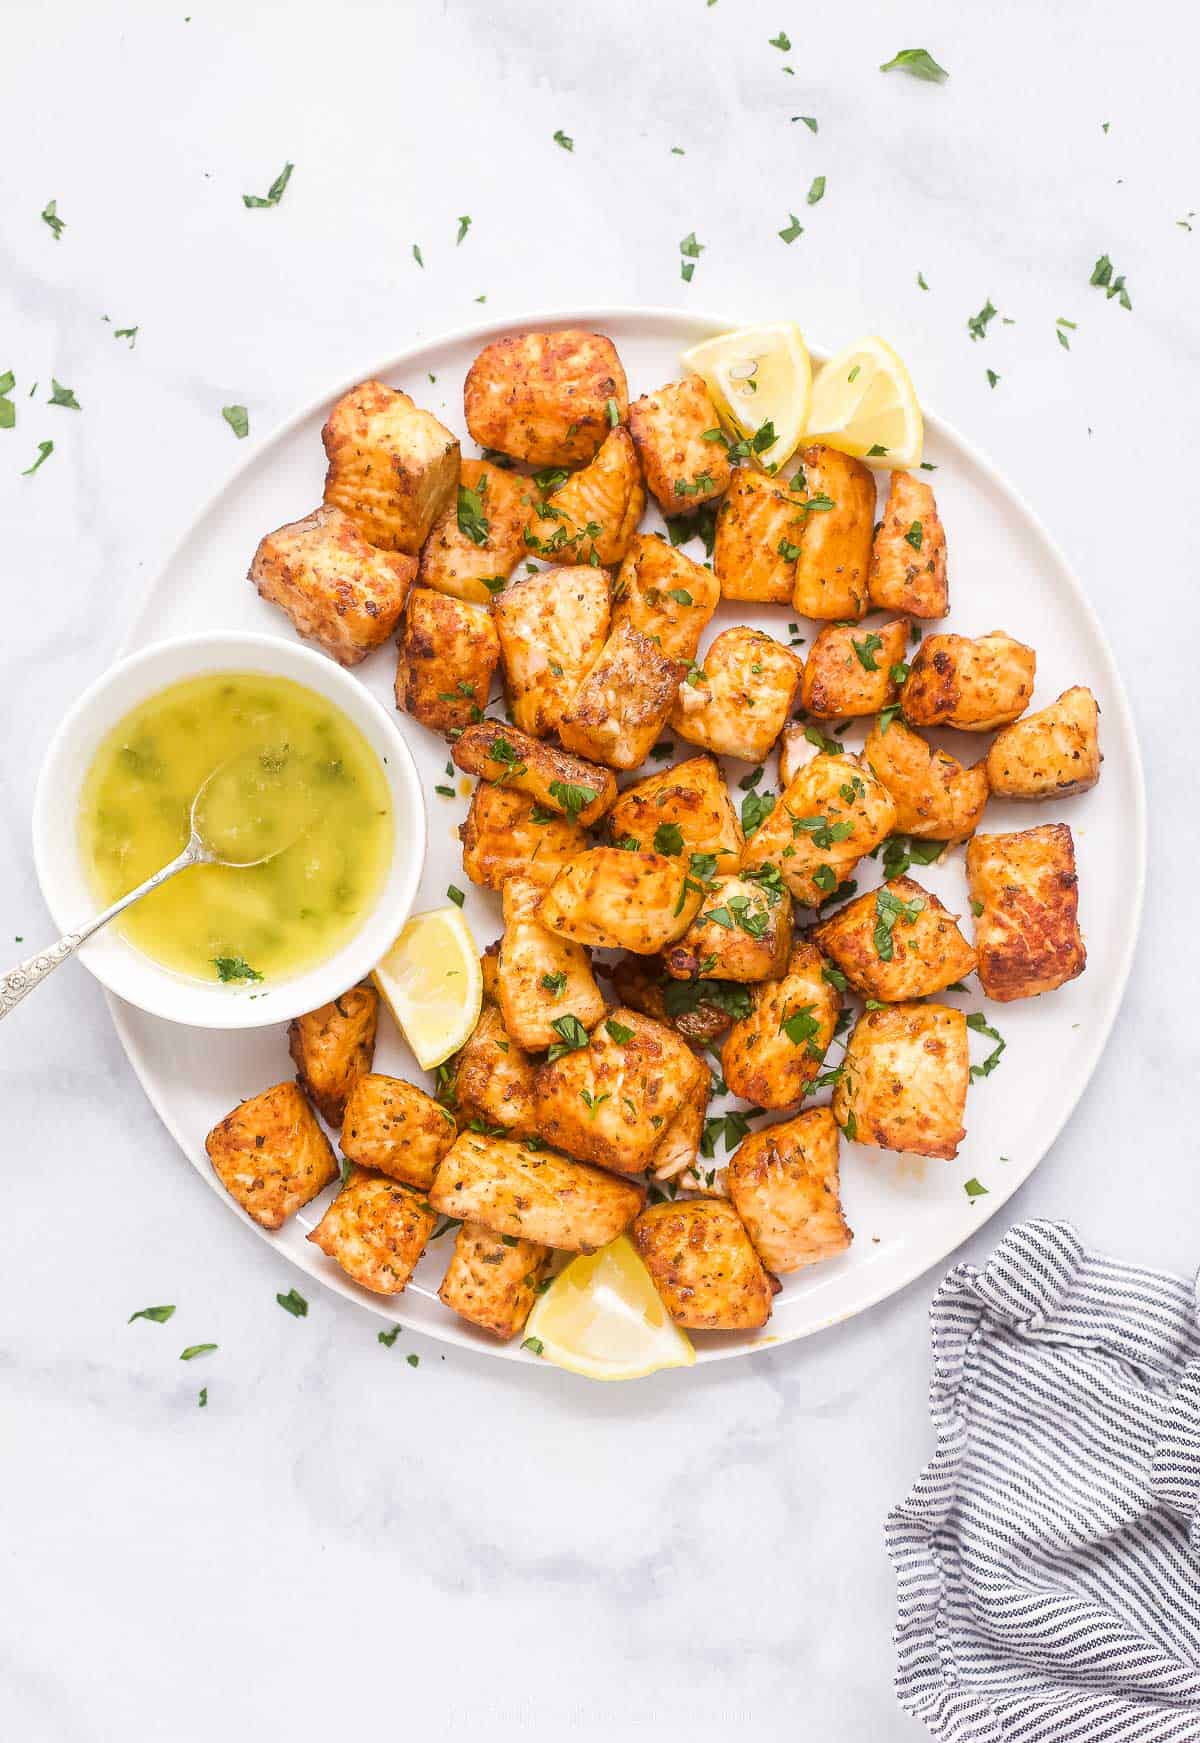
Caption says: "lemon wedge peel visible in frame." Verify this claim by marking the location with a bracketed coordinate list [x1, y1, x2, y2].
[372, 905, 482, 1071]
[804, 335, 924, 469]
[522, 1236, 695, 1382]
[681, 321, 812, 473]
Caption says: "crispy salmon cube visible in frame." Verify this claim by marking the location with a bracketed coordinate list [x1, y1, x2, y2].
[633, 1198, 775, 1330]
[438, 1221, 551, 1340]
[558, 621, 685, 771]
[833, 1003, 969, 1160]
[985, 686, 1101, 800]
[429, 1129, 643, 1250]
[670, 626, 803, 763]
[664, 870, 793, 983]
[453, 1000, 538, 1138]
[721, 936, 841, 1109]
[308, 1171, 435, 1294]
[726, 1106, 851, 1273]
[459, 783, 588, 890]
[287, 983, 378, 1127]
[713, 467, 806, 604]
[902, 631, 1036, 731]
[609, 952, 744, 1046]
[606, 753, 743, 865]
[649, 1060, 713, 1182]
[339, 1073, 457, 1189]
[416, 458, 529, 604]
[249, 504, 416, 666]
[452, 722, 617, 825]
[868, 470, 949, 617]
[628, 375, 731, 514]
[863, 717, 989, 842]
[790, 444, 875, 620]
[205, 1081, 338, 1230]
[322, 379, 459, 553]
[965, 824, 1086, 1001]
[610, 534, 719, 663]
[538, 847, 706, 953]
[533, 1005, 706, 1175]
[522, 427, 644, 567]
[497, 876, 605, 1050]
[394, 587, 499, 737]
[740, 752, 897, 906]
[813, 877, 977, 1001]
[800, 617, 910, 719]
[493, 564, 611, 738]
[464, 329, 629, 467]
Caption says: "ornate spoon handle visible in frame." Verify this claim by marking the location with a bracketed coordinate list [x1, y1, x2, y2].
[0, 841, 201, 1023]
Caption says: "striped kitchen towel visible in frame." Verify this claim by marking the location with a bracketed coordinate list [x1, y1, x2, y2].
[886, 1219, 1200, 1742]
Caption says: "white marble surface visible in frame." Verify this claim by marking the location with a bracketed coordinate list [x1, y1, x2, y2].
[1, 2, 1194, 1737]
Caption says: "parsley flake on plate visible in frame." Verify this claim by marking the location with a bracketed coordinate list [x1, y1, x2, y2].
[242, 162, 293, 208]
[880, 47, 948, 82]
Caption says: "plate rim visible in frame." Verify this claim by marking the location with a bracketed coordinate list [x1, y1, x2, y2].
[104, 303, 1147, 1371]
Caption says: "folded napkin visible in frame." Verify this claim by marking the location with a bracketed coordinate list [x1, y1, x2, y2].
[886, 1220, 1200, 1742]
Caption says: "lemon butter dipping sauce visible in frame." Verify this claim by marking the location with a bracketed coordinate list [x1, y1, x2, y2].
[80, 672, 392, 984]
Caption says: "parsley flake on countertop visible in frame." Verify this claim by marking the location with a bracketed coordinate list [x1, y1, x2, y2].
[987, 369, 1000, 389]
[180, 1343, 217, 1361]
[22, 440, 53, 476]
[456, 215, 471, 244]
[412, 243, 424, 268]
[1056, 316, 1077, 350]
[880, 48, 948, 82]
[276, 1287, 308, 1317]
[1090, 254, 1132, 308]
[794, 116, 818, 132]
[553, 129, 574, 151]
[49, 380, 80, 410]
[198, 1388, 208, 1407]
[0, 370, 14, 429]
[917, 271, 929, 290]
[807, 175, 826, 205]
[378, 1325, 401, 1347]
[679, 230, 704, 282]
[242, 162, 293, 208]
[769, 30, 791, 49]
[41, 198, 65, 239]
[129, 1304, 176, 1324]
[967, 299, 997, 342]
[221, 405, 249, 439]
[406, 1353, 419, 1367]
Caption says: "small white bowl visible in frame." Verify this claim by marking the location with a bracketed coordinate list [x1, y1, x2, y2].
[33, 631, 426, 1029]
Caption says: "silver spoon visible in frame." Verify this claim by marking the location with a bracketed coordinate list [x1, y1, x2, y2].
[2, 748, 314, 1021]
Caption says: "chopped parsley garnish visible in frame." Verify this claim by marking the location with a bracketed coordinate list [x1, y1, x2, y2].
[967, 1012, 1006, 1080]
[605, 1017, 635, 1044]
[873, 886, 925, 960]
[967, 299, 997, 342]
[48, 380, 80, 410]
[487, 736, 528, 780]
[198, 1388, 208, 1407]
[970, 898, 984, 917]
[878, 703, 903, 734]
[41, 198, 65, 239]
[700, 1107, 764, 1159]
[180, 1343, 217, 1360]
[852, 631, 883, 672]
[446, 884, 465, 908]
[781, 1004, 820, 1046]
[128, 1304, 175, 1324]
[276, 1288, 308, 1317]
[378, 1325, 401, 1347]
[1089, 253, 1132, 309]
[212, 956, 262, 983]
[805, 723, 844, 755]
[222, 404, 249, 439]
[779, 213, 804, 244]
[917, 271, 929, 290]
[522, 1336, 544, 1355]
[822, 962, 848, 991]
[769, 30, 791, 49]
[0, 370, 14, 429]
[807, 175, 826, 205]
[457, 475, 490, 545]
[412, 243, 424, 268]
[456, 214, 471, 244]
[987, 369, 1000, 389]
[879, 47, 949, 82]
[242, 162, 294, 208]
[880, 835, 944, 880]
[406, 1353, 420, 1368]
[22, 440, 53, 476]
[890, 662, 910, 685]
[842, 1108, 858, 1141]
[541, 971, 568, 997]
[778, 536, 803, 561]
[580, 1089, 610, 1117]
[741, 789, 776, 836]
[867, 443, 889, 457]
[553, 129, 574, 151]
[546, 1014, 590, 1061]
[1056, 316, 1077, 350]
[904, 520, 923, 551]
[548, 778, 597, 821]
[654, 821, 685, 856]
[679, 231, 704, 282]
[795, 115, 818, 132]
[964, 1176, 989, 1199]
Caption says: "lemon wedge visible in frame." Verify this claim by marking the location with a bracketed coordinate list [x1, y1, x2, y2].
[681, 321, 811, 472]
[522, 1235, 694, 1381]
[372, 905, 482, 1070]
[805, 335, 923, 468]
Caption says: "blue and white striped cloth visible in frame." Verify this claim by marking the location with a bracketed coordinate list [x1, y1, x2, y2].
[886, 1220, 1200, 1742]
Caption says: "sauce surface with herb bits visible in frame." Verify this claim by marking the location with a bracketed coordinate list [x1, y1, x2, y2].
[80, 672, 392, 984]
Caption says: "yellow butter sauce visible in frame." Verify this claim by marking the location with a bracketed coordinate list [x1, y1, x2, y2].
[80, 671, 392, 983]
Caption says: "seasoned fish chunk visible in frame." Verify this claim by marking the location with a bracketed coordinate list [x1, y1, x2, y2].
[287, 983, 378, 1127]
[611, 534, 719, 663]
[249, 504, 416, 666]
[606, 753, 743, 865]
[340, 1073, 457, 1189]
[633, 1198, 774, 1331]
[670, 627, 803, 763]
[664, 870, 793, 983]
[452, 722, 617, 825]
[902, 631, 1036, 731]
[985, 686, 1101, 800]
[558, 622, 684, 771]
[438, 1221, 550, 1340]
[429, 1129, 643, 1251]
[721, 938, 840, 1108]
[610, 953, 744, 1046]
[464, 329, 629, 467]
[493, 565, 611, 738]
[864, 717, 988, 842]
[628, 375, 731, 514]
[538, 847, 706, 953]
[868, 470, 949, 618]
[459, 783, 588, 890]
[205, 1081, 337, 1230]
[740, 752, 897, 905]
[523, 427, 644, 567]
[800, 617, 910, 719]
[713, 467, 806, 603]
[650, 1061, 713, 1181]
[966, 824, 1086, 1002]
[791, 444, 874, 620]
[308, 1171, 435, 1295]
[453, 999, 538, 1137]
[833, 1003, 969, 1160]
[497, 876, 605, 1050]
[726, 1107, 851, 1273]
[777, 721, 821, 789]
[416, 458, 529, 604]
[533, 1006, 706, 1175]
[813, 876, 976, 1001]
[395, 587, 500, 737]
[322, 379, 458, 554]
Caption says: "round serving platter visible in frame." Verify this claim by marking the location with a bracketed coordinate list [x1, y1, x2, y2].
[106, 307, 1146, 1367]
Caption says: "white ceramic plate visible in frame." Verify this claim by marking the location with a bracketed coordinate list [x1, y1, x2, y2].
[107, 307, 1145, 1368]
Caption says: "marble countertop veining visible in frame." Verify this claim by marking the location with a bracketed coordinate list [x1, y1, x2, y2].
[1, 1, 1195, 1737]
